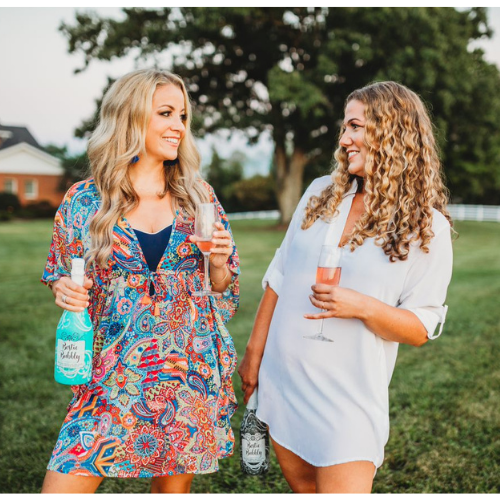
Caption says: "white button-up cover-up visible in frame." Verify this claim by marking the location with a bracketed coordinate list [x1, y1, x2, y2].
[256, 176, 453, 468]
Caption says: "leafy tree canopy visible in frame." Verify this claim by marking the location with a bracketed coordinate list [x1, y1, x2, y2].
[61, 7, 500, 221]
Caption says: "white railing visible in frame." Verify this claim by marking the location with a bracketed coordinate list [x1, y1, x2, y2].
[228, 210, 280, 220]
[229, 205, 500, 222]
[448, 204, 500, 222]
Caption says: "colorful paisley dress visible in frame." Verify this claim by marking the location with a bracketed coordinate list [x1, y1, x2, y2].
[41, 178, 240, 478]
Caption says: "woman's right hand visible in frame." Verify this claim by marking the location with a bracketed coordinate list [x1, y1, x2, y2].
[238, 349, 263, 404]
[50, 276, 93, 312]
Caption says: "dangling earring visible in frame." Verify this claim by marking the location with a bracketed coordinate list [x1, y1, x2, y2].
[130, 155, 139, 164]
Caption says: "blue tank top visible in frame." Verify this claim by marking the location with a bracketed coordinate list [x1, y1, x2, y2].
[133, 225, 172, 295]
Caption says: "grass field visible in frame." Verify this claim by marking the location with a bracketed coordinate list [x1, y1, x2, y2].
[1, 218, 499, 493]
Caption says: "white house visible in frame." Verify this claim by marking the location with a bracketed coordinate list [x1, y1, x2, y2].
[0, 125, 64, 207]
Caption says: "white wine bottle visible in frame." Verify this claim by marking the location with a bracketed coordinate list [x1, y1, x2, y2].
[240, 389, 270, 475]
[54, 258, 93, 385]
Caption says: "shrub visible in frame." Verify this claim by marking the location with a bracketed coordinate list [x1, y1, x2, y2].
[18, 200, 57, 219]
[0, 192, 21, 212]
[0, 210, 14, 221]
[230, 175, 278, 212]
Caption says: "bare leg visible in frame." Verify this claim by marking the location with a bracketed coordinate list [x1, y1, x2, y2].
[272, 437, 375, 494]
[150, 473, 194, 493]
[271, 437, 316, 493]
[41, 470, 103, 493]
[316, 460, 375, 493]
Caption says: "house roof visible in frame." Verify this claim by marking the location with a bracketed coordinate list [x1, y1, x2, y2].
[0, 125, 45, 152]
[0, 142, 63, 175]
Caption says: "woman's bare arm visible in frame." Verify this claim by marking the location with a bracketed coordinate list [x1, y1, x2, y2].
[238, 286, 278, 403]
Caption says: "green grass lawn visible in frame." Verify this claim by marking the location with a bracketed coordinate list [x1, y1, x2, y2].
[1, 219, 499, 493]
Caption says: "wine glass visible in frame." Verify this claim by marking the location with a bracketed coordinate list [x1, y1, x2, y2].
[304, 245, 343, 342]
[193, 203, 221, 297]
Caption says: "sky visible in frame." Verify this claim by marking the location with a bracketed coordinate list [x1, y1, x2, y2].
[1, 6, 499, 176]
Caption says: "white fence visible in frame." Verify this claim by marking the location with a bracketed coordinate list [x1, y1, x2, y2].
[228, 210, 280, 221]
[447, 204, 500, 222]
[229, 205, 500, 222]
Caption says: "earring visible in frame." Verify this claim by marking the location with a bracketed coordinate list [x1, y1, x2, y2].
[130, 155, 139, 164]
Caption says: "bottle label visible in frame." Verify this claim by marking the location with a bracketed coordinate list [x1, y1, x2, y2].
[57, 340, 85, 368]
[242, 433, 266, 465]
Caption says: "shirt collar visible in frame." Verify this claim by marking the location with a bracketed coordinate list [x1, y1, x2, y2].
[343, 177, 360, 198]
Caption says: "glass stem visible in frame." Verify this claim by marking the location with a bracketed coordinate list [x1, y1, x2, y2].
[203, 253, 211, 292]
[318, 311, 325, 334]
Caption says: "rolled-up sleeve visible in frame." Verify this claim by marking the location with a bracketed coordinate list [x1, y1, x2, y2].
[211, 186, 240, 324]
[41, 191, 73, 287]
[397, 221, 453, 339]
[262, 247, 284, 294]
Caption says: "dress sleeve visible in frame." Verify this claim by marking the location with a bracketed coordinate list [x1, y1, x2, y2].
[209, 187, 240, 324]
[397, 221, 453, 340]
[262, 180, 321, 295]
[41, 187, 82, 287]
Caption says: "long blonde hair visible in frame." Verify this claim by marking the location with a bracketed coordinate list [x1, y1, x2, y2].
[302, 81, 452, 262]
[86, 69, 209, 269]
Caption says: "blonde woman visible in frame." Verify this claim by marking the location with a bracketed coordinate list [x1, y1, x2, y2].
[238, 81, 453, 493]
[41, 69, 239, 493]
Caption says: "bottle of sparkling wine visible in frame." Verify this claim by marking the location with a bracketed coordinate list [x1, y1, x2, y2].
[54, 258, 93, 385]
[240, 389, 270, 475]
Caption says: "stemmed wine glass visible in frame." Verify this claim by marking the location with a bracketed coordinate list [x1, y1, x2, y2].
[304, 245, 343, 342]
[193, 203, 221, 297]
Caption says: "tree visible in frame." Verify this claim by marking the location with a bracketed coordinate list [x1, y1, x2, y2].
[60, 7, 500, 222]
[204, 147, 244, 212]
[204, 147, 277, 212]
[44, 144, 89, 190]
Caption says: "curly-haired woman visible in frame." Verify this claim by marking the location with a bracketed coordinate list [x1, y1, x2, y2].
[238, 81, 453, 493]
[41, 69, 239, 493]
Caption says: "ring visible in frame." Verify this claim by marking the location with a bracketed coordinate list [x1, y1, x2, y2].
[62, 294, 67, 304]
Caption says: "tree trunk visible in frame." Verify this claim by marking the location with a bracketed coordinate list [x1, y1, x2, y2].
[274, 144, 309, 226]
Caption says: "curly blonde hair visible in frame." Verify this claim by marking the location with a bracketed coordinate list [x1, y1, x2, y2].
[302, 81, 452, 262]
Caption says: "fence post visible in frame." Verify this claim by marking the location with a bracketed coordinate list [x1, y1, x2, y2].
[458, 205, 465, 221]
[477, 206, 484, 222]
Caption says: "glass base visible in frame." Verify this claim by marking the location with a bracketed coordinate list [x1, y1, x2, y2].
[192, 290, 222, 297]
[303, 333, 334, 343]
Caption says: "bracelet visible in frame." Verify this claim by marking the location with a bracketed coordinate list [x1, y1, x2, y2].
[211, 266, 230, 286]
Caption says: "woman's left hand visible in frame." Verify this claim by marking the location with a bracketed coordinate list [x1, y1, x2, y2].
[304, 284, 366, 320]
[190, 221, 233, 269]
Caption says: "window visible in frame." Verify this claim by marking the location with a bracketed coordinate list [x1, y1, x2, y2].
[4, 178, 18, 194]
[24, 179, 38, 200]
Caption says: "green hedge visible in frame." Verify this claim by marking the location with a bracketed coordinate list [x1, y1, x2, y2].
[0, 192, 57, 221]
